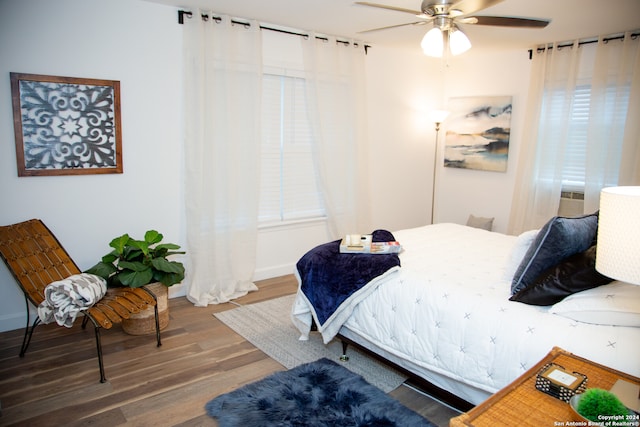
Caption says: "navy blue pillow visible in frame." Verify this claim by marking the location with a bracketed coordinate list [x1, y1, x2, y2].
[511, 212, 598, 295]
[509, 246, 613, 305]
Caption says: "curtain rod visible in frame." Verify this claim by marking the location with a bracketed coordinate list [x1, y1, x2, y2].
[177, 10, 370, 54]
[528, 31, 640, 60]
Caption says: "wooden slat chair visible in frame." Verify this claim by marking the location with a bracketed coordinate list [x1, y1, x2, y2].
[0, 219, 162, 383]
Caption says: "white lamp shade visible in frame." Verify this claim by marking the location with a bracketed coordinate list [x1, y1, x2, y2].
[421, 27, 444, 57]
[595, 186, 640, 285]
[449, 27, 471, 56]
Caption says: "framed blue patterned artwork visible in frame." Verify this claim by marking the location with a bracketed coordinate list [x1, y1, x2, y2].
[10, 73, 123, 176]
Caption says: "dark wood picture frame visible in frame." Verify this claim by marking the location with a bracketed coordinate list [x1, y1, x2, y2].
[10, 73, 123, 176]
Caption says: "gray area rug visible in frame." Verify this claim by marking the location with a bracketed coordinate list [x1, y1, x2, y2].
[214, 294, 407, 392]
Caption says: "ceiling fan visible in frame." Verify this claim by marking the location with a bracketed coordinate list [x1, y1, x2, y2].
[355, 0, 550, 56]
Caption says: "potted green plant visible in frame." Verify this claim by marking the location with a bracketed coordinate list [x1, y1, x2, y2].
[86, 230, 185, 288]
[572, 388, 631, 424]
[86, 230, 185, 335]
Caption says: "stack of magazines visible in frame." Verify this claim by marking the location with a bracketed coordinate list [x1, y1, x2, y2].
[339, 234, 402, 254]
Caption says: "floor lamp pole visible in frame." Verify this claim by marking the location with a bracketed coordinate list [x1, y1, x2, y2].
[429, 110, 449, 225]
[431, 121, 442, 224]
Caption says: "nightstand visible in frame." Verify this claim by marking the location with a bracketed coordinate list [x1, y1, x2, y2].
[450, 347, 640, 427]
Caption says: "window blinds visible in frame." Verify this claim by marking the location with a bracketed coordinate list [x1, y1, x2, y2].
[259, 73, 324, 224]
[560, 83, 630, 192]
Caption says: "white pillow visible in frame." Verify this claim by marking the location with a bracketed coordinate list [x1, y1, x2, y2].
[502, 229, 539, 281]
[550, 281, 640, 327]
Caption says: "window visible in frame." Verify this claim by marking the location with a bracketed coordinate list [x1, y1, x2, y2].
[556, 82, 630, 193]
[560, 84, 590, 192]
[259, 73, 324, 224]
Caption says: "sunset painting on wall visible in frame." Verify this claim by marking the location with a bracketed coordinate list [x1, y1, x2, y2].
[444, 96, 512, 172]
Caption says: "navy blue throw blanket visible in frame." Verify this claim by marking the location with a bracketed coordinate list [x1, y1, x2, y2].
[296, 230, 400, 326]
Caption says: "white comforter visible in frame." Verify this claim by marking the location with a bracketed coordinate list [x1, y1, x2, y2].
[292, 223, 640, 405]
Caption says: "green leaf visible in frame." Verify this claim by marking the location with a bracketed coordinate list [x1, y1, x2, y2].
[155, 271, 183, 287]
[101, 252, 118, 264]
[151, 258, 185, 274]
[121, 246, 144, 262]
[144, 230, 163, 245]
[109, 234, 130, 255]
[118, 268, 154, 288]
[84, 261, 117, 280]
[127, 239, 150, 257]
[151, 258, 185, 286]
[155, 243, 181, 251]
[118, 260, 150, 272]
[150, 245, 185, 259]
[109, 274, 125, 288]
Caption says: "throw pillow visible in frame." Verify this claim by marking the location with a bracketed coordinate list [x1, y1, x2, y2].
[502, 229, 539, 281]
[509, 246, 613, 306]
[511, 212, 598, 295]
[550, 281, 640, 327]
[466, 214, 494, 231]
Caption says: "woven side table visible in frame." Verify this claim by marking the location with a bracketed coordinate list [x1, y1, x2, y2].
[450, 347, 640, 427]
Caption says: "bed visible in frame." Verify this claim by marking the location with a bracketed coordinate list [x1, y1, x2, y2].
[291, 220, 640, 407]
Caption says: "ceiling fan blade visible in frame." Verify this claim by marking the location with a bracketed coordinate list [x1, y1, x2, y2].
[466, 15, 550, 28]
[358, 21, 429, 33]
[354, 2, 424, 17]
[448, 0, 504, 15]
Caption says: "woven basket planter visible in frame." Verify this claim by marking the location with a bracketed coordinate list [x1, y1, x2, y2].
[122, 282, 169, 335]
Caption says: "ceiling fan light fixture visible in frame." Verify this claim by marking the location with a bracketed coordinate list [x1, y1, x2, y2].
[449, 26, 471, 56]
[356, 1, 550, 57]
[421, 26, 444, 57]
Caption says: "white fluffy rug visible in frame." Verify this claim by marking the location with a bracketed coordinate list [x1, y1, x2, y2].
[214, 294, 407, 392]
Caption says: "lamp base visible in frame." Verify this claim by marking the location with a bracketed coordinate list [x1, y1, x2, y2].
[610, 379, 640, 412]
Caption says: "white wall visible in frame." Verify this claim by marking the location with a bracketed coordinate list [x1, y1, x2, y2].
[435, 50, 533, 233]
[0, 0, 532, 332]
[365, 46, 445, 231]
[0, 0, 184, 331]
[365, 47, 532, 234]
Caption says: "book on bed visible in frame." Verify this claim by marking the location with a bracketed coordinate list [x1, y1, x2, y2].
[339, 236, 402, 254]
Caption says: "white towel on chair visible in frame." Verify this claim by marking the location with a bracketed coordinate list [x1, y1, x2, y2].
[37, 273, 107, 328]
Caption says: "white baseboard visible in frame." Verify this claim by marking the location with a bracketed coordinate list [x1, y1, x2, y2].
[0, 310, 31, 333]
[167, 263, 296, 301]
[252, 263, 296, 282]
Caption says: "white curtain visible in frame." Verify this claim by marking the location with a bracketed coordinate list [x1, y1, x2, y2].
[301, 36, 370, 238]
[509, 32, 640, 234]
[182, 14, 262, 306]
[584, 33, 640, 209]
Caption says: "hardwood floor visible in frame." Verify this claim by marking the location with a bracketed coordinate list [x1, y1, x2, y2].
[0, 275, 459, 426]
